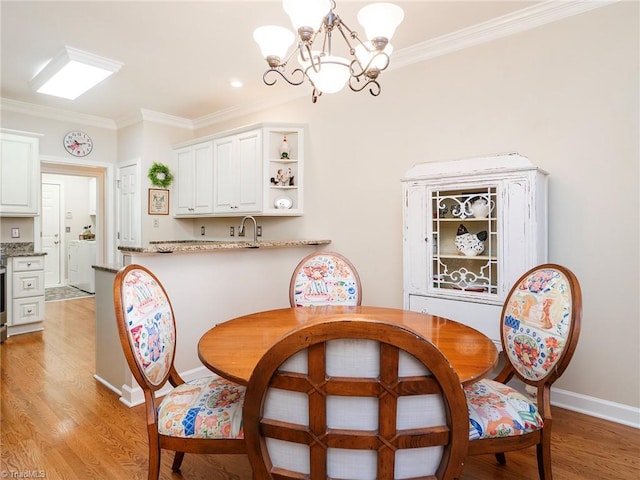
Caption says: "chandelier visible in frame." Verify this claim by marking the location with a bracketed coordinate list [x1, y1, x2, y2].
[253, 0, 404, 103]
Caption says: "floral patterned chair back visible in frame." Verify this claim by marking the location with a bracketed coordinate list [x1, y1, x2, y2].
[464, 264, 582, 480]
[115, 265, 176, 390]
[289, 251, 362, 307]
[501, 264, 581, 385]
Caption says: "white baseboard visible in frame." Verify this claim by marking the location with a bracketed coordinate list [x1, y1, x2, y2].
[116, 366, 213, 408]
[93, 374, 122, 396]
[551, 387, 640, 428]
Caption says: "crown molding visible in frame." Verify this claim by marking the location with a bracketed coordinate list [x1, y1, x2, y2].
[392, 0, 620, 69]
[1, 0, 619, 131]
[116, 108, 193, 130]
[0, 97, 117, 130]
[192, 91, 305, 130]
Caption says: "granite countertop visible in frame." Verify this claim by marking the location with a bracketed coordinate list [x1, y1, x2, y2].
[0, 242, 46, 259]
[118, 239, 331, 254]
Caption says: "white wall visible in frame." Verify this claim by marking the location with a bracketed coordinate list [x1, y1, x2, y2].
[196, 2, 640, 415]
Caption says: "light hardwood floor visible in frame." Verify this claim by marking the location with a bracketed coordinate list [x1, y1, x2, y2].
[1, 297, 638, 479]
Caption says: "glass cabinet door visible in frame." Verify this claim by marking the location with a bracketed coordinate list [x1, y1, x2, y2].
[429, 185, 499, 296]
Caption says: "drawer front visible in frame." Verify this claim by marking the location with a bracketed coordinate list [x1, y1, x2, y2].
[12, 296, 45, 325]
[12, 256, 45, 272]
[12, 270, 45, 298]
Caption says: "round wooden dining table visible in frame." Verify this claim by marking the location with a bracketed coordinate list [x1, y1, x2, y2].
[198, 305, 498, 386]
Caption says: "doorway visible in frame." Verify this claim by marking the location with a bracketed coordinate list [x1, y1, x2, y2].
[40, 162, 106, 289]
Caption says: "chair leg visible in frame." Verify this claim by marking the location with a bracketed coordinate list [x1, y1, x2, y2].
[148, 446, 161, 480]
[172, 451, 185, 472]
[495, 452, 507, 465]
[537, 440, 553, 480]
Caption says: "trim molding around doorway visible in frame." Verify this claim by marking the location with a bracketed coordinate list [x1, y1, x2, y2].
[39, 155, 116, 265]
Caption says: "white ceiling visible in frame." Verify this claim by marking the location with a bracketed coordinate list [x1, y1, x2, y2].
[1, 1, 542, 123]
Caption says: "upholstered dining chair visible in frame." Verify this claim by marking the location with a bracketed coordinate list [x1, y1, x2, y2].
[289, 251, 362, 307]
[113, 264, 246, 480]
[242, 316, 469, 480]
[464, 263, 582, 480]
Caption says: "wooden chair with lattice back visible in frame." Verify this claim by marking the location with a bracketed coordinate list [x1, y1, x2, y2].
[242, 316, 469, 480]
[113, 264, 246, 480]
[464, 264, 582, 479]
[289, 251, 362, 307]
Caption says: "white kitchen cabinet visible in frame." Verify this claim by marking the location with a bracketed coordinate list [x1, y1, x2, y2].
[402, 153, 548, 347]
[174, 141, 214, 215]
[6, 255, 45, 335]
[262, 126, 304, 216]
[172, 123, 305, 218]
[213, 129, 262, 214]
[0, 130, 41, 216]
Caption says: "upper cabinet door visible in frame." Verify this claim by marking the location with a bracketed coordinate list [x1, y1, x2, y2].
[174, 141, 213, 216]
[0, 132, 41, 216]
[213, 129, 262, 214]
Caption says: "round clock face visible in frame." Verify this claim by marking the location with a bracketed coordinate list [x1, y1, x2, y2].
[63, 131, 93, 157]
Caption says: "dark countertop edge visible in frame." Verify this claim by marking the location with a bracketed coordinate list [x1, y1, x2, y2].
[1, 252, 47, 258]
[93, 264, 121, 273]
[118, 239, 332, 254]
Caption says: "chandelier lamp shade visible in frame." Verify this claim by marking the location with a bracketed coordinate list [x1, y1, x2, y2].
[253, 0, 404, 103]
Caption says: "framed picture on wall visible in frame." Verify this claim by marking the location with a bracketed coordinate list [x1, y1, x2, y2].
[148, 188, 169, 215]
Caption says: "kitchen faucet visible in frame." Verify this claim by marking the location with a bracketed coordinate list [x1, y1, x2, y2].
[238, 215, 258, 243]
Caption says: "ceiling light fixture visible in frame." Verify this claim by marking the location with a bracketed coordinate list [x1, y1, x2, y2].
[254, 0, 403, 103]
[29, 46, 123, 100]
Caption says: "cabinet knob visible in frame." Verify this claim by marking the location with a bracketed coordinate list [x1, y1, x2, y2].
[27, 262, 32, 266]
[26, 282, 33, 287]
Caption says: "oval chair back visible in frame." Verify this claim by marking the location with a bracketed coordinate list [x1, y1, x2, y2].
[243, 316, 469, 480]
[289, 251, 362, 307]
[114, 265, 176, 392]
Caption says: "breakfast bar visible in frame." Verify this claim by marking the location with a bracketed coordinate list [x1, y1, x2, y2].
[94, 238, 331, 406]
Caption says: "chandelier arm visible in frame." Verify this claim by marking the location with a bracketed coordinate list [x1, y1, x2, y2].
[350, 51, 390, 78]
[348, 76, 381, 96]
[334, 18, 366, 53]
[311, 87, 322, 103]
[262, 67, 306, 87]
[302, 44, 323, 74]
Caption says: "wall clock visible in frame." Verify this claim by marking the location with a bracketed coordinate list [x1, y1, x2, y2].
[63, 131, 93, 157]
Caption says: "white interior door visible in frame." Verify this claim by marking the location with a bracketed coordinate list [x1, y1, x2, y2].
[118, 162, 140, 251]
[42, 182, 63, 287]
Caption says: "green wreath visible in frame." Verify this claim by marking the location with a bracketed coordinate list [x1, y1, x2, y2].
[147, 162, 173, 188]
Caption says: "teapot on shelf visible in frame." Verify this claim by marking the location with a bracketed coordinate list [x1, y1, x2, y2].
[469, 197, 495, 219]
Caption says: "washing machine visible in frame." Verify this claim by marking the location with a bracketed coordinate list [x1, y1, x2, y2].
[68, 240, 97, 293]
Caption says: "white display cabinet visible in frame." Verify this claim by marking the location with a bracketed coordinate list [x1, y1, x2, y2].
[402, 153, 548, 347]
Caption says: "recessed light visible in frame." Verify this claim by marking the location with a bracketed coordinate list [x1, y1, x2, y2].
[230, 80, 243, 88]
[30, 46, 123, 100]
